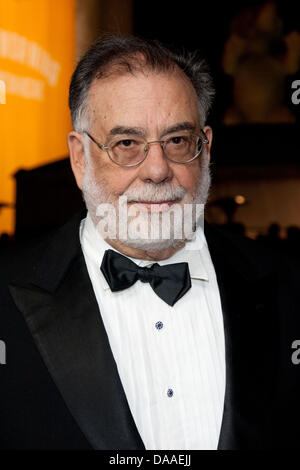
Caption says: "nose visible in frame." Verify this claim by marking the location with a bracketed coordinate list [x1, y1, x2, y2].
[138, 140, 172, 184]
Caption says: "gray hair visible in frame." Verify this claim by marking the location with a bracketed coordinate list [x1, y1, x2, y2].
[69, 34, 215, 131]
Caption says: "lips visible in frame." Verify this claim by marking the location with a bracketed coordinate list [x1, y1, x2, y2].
[130, 200, 177, 213]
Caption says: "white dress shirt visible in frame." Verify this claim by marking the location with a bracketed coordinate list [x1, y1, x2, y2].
[79, 212, 226, 450]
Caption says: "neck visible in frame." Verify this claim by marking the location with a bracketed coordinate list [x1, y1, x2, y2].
[102, 237, 186, 261]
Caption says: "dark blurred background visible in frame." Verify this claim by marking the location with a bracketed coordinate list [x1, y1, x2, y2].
[1, 0, 300, 260]
[134, 0, 300, 126]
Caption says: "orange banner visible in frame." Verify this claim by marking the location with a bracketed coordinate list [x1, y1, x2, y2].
[0, 0, 75, 234]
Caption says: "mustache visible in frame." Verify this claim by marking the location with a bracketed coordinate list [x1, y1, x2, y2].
[122, 182, 187, 203]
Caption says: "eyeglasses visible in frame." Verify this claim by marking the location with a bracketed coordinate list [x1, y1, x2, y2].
[82, 129, 209, 167]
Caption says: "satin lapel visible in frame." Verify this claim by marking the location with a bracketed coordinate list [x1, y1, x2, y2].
[205, 225, 279, 449]
[9, 213, 145, 450]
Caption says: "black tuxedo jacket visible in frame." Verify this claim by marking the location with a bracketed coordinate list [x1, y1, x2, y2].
[0, 209, 299, 449]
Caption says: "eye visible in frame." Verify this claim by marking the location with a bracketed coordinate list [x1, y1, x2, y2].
[169, 135, 188, 145]
[172, 136, 183, 144]
[118, 139, 135, 147]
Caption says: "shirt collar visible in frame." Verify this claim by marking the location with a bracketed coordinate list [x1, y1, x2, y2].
[80, 211, 209, 291]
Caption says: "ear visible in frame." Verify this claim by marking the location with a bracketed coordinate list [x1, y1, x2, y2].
[67, 131, 86, 190]
[203, 125, 213, 163]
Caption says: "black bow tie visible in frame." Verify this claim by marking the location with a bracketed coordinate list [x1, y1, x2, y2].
[100, 249, 191, 306]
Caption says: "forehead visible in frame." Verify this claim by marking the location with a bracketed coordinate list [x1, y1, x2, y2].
[87, 70, 200, 133]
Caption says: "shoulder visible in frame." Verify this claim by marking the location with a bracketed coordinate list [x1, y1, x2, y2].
[0, 209, 86, 287]
[205, 222, 300, 311]
[204, 223, 278, 277]
[0, 234, 50, 285]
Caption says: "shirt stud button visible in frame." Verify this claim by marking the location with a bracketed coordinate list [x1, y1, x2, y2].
[155, 321, 163, 330]
[167, 388, 174, 397]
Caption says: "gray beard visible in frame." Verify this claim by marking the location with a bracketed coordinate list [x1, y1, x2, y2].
[82, 153, 211, 251]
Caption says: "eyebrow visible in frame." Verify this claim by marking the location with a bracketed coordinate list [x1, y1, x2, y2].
[108, 121, 196, 138]
[161, 122, 196, 135]
[108, 126, 146, 137]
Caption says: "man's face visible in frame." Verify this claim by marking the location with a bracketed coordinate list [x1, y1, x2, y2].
[68, 69, 213, 253]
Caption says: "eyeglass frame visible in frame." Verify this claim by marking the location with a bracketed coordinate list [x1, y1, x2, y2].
[82, 128, 209, 167]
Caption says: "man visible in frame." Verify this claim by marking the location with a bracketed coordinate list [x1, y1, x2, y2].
[0, 35, 299, 450]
